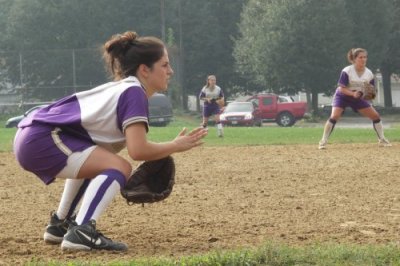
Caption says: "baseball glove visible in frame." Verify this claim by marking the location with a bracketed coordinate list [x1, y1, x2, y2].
[216, 98, 225, 108]
[361, 82, 377, 100]
[121, 156, 175, 205]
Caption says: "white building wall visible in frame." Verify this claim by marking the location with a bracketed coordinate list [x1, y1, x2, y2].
[187, 95, 198, 111]
[297, 75, 400, 107]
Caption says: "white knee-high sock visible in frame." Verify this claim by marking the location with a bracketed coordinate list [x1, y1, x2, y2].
[321, 118, 336, 142]
[217, 122, 223, 136]
[373, 119, 385, 140]
[75, 169, 126, 225]
[56, 179, 90, 219]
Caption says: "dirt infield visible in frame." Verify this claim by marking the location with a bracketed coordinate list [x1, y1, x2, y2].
[1, 143, 399, 264]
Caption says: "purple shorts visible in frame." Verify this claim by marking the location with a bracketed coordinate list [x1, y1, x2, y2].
[203, 103, 220, 117]
[14, 123, 94, 185]
[332, 90, 371, 112]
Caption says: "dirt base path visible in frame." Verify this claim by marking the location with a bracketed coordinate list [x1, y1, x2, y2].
[1, 143, 399, 264]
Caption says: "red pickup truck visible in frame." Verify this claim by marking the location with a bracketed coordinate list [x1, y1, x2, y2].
[246, 94, 308, 127]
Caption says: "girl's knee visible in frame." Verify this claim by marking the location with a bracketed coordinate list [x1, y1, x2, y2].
[372, 116, 381, 122]
[328, 117, 337, 124]
[329, 116, 340, 123]
[113, 158, 132, 180]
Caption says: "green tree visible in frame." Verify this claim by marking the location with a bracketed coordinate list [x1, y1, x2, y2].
[344, 0, 392, 70]
[171, 0, 247, 109]
[344, 0, 393, 107]
[6, 0, 162, 50]
[2, 0, 247, 109]
[234, 0, 352, 112]
[0, 0, 16, 89]
[3, 0, 164, 98]
[379, 0, 400, 107]
[0, 0, 13, 46]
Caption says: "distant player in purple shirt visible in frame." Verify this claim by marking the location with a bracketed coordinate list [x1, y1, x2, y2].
[318, 48, 391, 149]
[199, 75, 225, 137]
[13, 31, 207, 251]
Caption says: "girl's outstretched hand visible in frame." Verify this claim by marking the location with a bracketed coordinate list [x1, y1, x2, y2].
[173, 127, 208, 152]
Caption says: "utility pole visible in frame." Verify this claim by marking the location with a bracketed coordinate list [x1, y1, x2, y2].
[160, 0, 166, 42]
[178, 0, 186, 110]
[72, 49, 76, 93]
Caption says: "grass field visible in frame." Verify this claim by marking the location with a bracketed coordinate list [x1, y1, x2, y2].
[3, 114, 399, 152]
[2, 115, 400, 265]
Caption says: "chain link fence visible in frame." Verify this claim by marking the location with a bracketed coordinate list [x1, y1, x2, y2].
[0, 48, 181, 114]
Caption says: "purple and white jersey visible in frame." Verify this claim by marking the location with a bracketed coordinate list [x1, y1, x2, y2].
[19, 76, 148, 152]
[199, 85, 224, 106]
[338, 65, 375, 91]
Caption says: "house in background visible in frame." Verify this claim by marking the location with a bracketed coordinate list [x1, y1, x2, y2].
[297, 73, 400, 107]
[375, 73, 400, 107]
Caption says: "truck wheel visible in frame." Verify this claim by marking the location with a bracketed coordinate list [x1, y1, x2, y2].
[277, 112, 295, 127]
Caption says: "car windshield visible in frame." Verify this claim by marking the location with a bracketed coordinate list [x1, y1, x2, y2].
[225, 103, 253, 112]
[24, 106, 44, 115]
[278, 96, 294, 103]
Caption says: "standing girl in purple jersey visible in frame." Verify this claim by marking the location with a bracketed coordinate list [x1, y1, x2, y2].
[13, 31, 207, 251]
[318, 48, 391, 149]
[199, 75, 225, 137]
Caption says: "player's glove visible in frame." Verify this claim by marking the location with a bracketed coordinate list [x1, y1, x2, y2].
[210, 98, 217, 104]
[361, 82, 377, 100]
[216, 98, 225, 108]
[121, 156, 175, 205]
